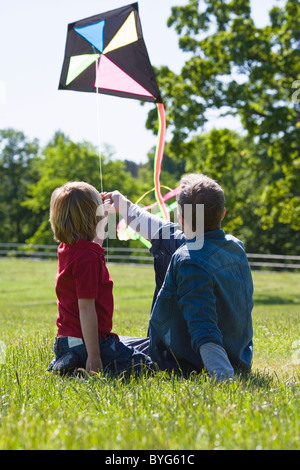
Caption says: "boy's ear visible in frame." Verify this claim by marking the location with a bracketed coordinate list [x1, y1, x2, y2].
[222, 208, 226, 221]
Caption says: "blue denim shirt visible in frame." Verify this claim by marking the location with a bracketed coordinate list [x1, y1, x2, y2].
[148, 224, 254, 373]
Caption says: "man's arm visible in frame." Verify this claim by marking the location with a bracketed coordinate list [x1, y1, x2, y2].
[103, 191, 165, 242]
[174, 259, 234, 381]
[78, 298, 103, 373]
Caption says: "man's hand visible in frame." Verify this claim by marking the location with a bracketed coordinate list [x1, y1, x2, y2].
[199, 343, 234, 382]
[101, 191, 129, 216]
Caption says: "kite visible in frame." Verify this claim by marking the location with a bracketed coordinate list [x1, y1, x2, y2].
[59, 3, 177, 244]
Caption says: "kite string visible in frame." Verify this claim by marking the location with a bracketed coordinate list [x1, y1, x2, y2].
[94, 53, 109, 261]
[94, 53, 104, 193]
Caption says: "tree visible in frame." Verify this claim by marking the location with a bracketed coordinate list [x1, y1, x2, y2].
[0, 129, 40, 243]
[24, 132, 143, 244]
[184, 127, 300, 253]
[147, 0, 300, 239]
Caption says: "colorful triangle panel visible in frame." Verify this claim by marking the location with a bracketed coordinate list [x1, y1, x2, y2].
[74, 20, 105, 53]
[95, 55, 153, 98]
[103, 11, 138, 54]
[66, 54, 100, 85]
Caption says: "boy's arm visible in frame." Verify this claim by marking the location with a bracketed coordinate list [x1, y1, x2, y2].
[78, 298, 103, 373]
[103, 191, 166, 242]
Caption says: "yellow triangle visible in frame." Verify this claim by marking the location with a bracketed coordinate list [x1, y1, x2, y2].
[103, 11, 138, 54]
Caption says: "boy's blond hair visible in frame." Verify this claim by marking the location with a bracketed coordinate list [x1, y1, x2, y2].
[49, 181, 104, 244]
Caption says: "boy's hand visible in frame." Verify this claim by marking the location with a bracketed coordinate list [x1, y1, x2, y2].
[86, 354, 103, 373]
[78, 298, 103, 374]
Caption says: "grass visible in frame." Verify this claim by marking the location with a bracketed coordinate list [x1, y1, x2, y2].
[0, 258, 299, 450]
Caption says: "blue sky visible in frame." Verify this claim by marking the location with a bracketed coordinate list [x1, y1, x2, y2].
[0, 0, 278, 162]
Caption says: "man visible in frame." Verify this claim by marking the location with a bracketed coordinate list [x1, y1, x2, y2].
[104, 174, 254, 381]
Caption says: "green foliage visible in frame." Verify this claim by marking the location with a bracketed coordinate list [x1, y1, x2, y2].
[0, 129, 40, 243]
[1, 121, 299, 252]
[183, 127, 300, 253]
[22, 132, 144, 244]
[0, 129, 150, 245]
[1, 0, 300, 253]
[149, 0, 300, 234]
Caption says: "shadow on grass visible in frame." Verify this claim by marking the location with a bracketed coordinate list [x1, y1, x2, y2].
[253, 293, 300, 306]
[63, 365, 299, 393]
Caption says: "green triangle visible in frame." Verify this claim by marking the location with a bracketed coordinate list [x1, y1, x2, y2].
[66, 54, 100, 85]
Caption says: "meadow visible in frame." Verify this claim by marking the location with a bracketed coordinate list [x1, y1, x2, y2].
[0, 258, 299, 450]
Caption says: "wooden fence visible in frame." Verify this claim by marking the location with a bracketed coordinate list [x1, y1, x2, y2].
[1, 243, 300, 271]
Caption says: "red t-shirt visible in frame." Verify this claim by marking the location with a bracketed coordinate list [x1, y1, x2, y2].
[55, 239, 117, 340]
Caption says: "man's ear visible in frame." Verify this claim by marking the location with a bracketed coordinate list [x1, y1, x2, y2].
[177, 206, 184, 230]
[221, 208, 226, 221]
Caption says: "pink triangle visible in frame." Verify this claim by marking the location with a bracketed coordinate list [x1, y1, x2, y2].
[95, 55, 153, 98]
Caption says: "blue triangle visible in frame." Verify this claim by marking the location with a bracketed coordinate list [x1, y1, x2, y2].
[74, 20, 105, 53]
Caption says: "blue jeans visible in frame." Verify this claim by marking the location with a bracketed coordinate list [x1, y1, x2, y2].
[48, 335, 153, 375]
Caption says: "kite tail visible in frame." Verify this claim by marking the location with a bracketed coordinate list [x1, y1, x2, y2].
[154, 102, 170, 221]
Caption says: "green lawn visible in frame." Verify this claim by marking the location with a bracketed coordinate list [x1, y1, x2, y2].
[0, 258, 299, 450]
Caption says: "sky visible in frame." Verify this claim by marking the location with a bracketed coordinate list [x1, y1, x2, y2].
[0, 0, 278, 163]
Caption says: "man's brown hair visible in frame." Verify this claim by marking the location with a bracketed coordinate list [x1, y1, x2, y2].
[177, 174, 225, 232]
[49, 181, 104, 244]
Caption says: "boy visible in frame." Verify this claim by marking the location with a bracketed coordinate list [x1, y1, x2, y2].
[47, 181, 153, 375]
[105, 174, 254, 381]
